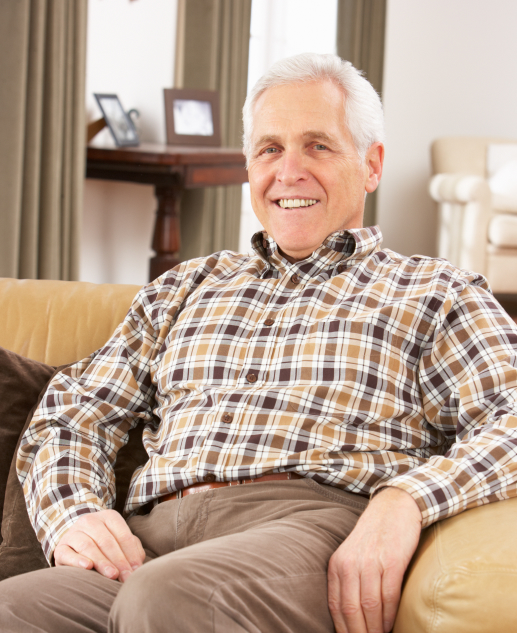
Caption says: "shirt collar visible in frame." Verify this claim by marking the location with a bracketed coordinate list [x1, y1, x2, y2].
[251, 226, 383, 279]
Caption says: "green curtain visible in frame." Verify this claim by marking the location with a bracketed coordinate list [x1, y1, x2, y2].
[175, 0, 252, 261]
[337, 0, 387, 228]
[0, 0, 87, 280]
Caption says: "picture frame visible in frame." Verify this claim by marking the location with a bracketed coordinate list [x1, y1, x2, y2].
[163, 88, 221, 147]
[93, 93, 139, 147]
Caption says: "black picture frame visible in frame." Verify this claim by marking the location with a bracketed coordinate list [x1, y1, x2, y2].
[94, 93, 139, 147]
[163, 88, 221, 147]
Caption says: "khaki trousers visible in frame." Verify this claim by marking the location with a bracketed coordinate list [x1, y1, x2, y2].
[0, 479, 368, 632]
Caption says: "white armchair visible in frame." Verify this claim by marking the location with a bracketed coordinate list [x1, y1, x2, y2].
[430, 137, 517, 294]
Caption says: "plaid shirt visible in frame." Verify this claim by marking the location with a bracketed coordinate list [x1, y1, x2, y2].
[18, 226, 517, 561]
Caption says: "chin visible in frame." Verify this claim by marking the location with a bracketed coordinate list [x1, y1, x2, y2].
[281, 230, 321, 248]
[277, 239, 319, 261]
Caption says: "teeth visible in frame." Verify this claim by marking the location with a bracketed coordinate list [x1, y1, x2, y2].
[278, 199, 317, 208]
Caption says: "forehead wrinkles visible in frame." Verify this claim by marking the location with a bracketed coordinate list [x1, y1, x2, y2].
[250, 84, 350, 154]
[253, 129, 341, 148]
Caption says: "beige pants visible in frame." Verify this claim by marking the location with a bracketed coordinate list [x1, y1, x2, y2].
[0, 479, 368, 632]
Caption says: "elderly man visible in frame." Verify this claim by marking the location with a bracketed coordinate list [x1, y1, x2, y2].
[2, 52, 517, 633]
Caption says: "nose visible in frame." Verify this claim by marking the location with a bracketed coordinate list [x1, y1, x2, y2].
[276, 149, 309, 187]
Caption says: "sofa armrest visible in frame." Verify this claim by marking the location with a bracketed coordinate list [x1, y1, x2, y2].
[394, 497, 517, 633]
[430, 174, 492, 275]
[429, 174, 490, 204]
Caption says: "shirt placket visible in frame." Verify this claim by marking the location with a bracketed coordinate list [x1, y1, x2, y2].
[237, 267, 308, 387]
[196, 265, 308, 482]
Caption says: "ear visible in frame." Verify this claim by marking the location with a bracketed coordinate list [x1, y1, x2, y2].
[364, 142, 384, 194]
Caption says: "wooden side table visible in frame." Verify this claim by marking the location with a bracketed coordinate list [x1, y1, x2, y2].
[86, 143, 248, 281]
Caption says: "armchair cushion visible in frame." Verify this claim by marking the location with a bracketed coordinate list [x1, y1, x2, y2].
[488, 214, 517, 248]
[489, 158, 517, 213]
[0, 348, 148, 581]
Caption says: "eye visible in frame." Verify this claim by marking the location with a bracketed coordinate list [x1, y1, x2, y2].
[314, 144, 328, 151]
[263, 147, 278, 154]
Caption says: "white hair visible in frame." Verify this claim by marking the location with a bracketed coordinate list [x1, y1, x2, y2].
[242, 53, 385, 163]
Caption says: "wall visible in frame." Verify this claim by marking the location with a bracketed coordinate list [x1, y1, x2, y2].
[82, 0, 177, 285]
[83, 1, 517, 272]
[377, 0, 517, 257]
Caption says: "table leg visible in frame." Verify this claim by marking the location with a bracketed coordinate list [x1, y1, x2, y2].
[149, 185, 182, 281]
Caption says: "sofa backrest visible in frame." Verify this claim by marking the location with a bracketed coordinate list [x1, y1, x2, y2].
[0, 278, 141, 366]
[431, 136, 517, 176]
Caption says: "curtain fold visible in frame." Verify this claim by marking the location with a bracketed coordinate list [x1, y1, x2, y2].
[175, 0, 251, 261]
[0, 0, 87, 280]
[337, 0, 386, 228]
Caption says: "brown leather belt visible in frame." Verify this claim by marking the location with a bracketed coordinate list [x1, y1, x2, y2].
[158, 472, 304, 503]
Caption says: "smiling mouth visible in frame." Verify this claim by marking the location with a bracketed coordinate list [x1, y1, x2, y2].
[276, 199, 318, 208]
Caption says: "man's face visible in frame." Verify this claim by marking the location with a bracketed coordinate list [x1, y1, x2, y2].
[247, 80, 384, 262]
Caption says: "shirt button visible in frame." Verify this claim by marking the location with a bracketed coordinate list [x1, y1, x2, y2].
[264, 318, 275, 326]
[222, 413, 233, 423]
[291, 274, 301, 284]
[204, 473, 216, 483]
[262, 240, 268, 248]
[246, 373, 257, 383]
[337, 264, 345, 274]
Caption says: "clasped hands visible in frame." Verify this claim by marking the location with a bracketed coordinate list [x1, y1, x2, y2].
[54, 487, 421, 633]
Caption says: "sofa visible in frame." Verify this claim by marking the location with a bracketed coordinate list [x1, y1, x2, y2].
[430, 136, 517, 294]
[1, 276, 517, 631]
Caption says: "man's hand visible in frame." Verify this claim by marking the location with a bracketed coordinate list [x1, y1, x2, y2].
[328, 487, 422, 633]
[54, 509, 145, 582]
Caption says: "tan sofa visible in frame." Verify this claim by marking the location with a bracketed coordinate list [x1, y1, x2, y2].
[2, 277, 517, 631]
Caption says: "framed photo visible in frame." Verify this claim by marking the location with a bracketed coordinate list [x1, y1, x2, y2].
[164, 88, 221, 147]
[93, 93, 139, 147]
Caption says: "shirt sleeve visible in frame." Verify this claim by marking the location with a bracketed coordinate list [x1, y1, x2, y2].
[375, 281, 517, 527]
[16, 279, 168, 563]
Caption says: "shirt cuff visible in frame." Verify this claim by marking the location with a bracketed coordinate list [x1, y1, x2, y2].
[38, 502, 105, 565]
[371, 463, 467, 528]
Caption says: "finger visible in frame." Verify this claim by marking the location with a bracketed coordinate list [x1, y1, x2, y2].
[57, 534, 119, 579]
[81, 522, 135, 578]
[62, 524, 129, 580]
[381, 567, 403, 633]
[340, 570, 367, 633]
[328, 567, 348, 633]
[102, 511, 145, 570]
[360, 569, 383, 633]
[54, 543, 94, 570]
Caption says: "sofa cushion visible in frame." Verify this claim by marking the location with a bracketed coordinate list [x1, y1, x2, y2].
[0, 347, 56, 541]
[0, 278, 141, 366]
[489, 213, 517, 247]
[489, 158, 517, 213]
[488, 144, 517, 213]
[0, 350, 149, 581]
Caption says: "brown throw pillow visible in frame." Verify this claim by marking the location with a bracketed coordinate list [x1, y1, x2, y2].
[0, 348, 148, 581]
[0, 348, 56, 539]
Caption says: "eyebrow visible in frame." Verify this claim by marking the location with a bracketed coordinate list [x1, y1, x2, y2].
[253, 130, 336, 151]
[301, 130, 335, 143]
[253, 134, 281, 148]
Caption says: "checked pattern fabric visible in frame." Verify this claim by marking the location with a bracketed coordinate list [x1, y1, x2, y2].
[18, 226, 517, 561]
